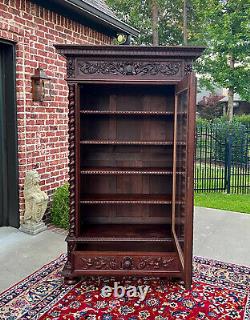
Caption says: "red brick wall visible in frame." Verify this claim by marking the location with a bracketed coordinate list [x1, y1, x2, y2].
[0, 0, 112, 221]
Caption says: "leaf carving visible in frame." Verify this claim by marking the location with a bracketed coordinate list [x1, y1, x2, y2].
[79, 61, 181, 77]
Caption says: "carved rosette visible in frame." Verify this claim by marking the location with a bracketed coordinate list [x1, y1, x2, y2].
[68, 84, 76, 238]
[79, 256, 177, 271]
[79, 61, 181, 77]
[184, 63, 193, 75]
[67, 58, 75, 78]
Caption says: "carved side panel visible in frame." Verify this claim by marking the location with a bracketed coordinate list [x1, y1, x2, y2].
[68, 84, 76, 238]
[74, 254, 180, 272]
[67, 58, 75, 78]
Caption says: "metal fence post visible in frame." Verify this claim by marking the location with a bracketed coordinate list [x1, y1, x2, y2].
[224, 137, 228, 192]
[225, 135, 232, 194]
[195, 123, 250, 194]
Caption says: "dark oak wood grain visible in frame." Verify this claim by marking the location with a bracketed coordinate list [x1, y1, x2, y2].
[56, 45, 204, 290]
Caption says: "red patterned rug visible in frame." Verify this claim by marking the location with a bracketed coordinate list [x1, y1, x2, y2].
[0, 255, 249, 319]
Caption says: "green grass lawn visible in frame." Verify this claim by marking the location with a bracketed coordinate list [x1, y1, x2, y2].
[194, 193, 250, 214]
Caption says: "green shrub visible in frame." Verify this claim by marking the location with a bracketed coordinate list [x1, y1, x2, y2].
[196, 117, 210, 126]
[234, 114, 250, 128]
[213, 118, 248, 163]
[51, 183, 70, 229]
[196, 117, 248, 165]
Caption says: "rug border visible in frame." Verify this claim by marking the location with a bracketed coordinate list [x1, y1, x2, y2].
[1, 254, 249, 297]
[0, 253, 66, 298]
[194, 255, 250, 270]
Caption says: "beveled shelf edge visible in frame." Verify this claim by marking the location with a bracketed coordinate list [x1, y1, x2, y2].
[80, 168, 185, 175]
[80, 140, 186, 146]
[80, 200, 184, 205]
[80, 110, 187, 116]
[67, 237, 173, 242]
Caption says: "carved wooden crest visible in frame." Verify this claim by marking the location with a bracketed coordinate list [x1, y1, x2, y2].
[78, 61, 182, 77]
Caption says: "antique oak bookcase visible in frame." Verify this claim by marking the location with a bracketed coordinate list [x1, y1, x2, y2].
[56, 45, 204, 289]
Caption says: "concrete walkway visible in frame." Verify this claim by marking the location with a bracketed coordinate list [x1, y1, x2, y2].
[0, 227, 66, 293]
[193, 207, 250, 267]
[0, 207, 249, 293]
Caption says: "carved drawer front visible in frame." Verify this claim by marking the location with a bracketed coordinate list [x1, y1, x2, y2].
[73, 252, 180, 274]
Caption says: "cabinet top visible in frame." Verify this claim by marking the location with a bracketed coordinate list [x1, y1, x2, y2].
[55, 45, 205, 60]
[55, 45, 205, 83]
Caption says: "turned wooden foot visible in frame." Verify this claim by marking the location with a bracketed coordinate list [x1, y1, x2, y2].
[64, 277, 79, 285]
[185, 281, 192, 290]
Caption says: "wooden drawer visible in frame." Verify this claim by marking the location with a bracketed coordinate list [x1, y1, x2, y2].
[73, 251, 181, 276]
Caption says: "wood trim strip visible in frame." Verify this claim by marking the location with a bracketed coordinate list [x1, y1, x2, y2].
[184, 72, 196, 288]
[80, 140, 186, 145]
[80, 168, 185, 175]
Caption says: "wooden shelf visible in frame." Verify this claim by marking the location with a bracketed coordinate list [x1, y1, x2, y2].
[80, 140, 186, 146]
[81, 167, 185, 175]
[80, 110, 187, 116]
[80, 194, 183, 204]
[77, 224, 172, 242]
[81, 110, 175, 116]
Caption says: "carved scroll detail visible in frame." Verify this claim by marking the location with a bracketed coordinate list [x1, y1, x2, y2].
[67, 58, 75, 78]
[68, 84, 76, 237]
[184, 63, 193, 75]
[138, 257, 175, 270]
[79, 61, 181, 77]
[79, 256, 176, 271]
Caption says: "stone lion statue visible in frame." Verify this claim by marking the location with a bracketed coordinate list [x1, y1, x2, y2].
[23, 171, 48, 224]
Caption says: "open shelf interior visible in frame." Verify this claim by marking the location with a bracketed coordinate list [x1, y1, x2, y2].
[75, 241, 177, 253]
[78, 83, 187, 242]
[81, 145, 186, 169]
[80, 203, 185, 225]
[80, 84, 175, 112]
[79, 224, 172, 240]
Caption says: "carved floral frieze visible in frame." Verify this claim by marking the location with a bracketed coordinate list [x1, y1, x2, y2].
[78, 61, 182, 77]
[79, 256, 177, 271]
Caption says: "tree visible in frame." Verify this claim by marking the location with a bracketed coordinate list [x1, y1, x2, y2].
[197, 94, 224, 120]
[107, 0, 249, 122]
[106, 0, 184, 45]
[151, 0, 159, 45]
[191, 0, 250, 121]
[183, 0, 188, 44]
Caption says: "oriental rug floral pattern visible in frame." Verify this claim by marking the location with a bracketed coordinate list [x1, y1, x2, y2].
[0, 255, 249, 319]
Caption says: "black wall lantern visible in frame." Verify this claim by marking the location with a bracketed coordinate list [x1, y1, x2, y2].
[31, 68, 51, 102]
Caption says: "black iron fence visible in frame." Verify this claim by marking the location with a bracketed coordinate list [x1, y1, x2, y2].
[194, 122, 250, 194]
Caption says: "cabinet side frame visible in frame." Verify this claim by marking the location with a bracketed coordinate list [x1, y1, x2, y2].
[184, 73, 196, 289]
[63, 83, 80, 283]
